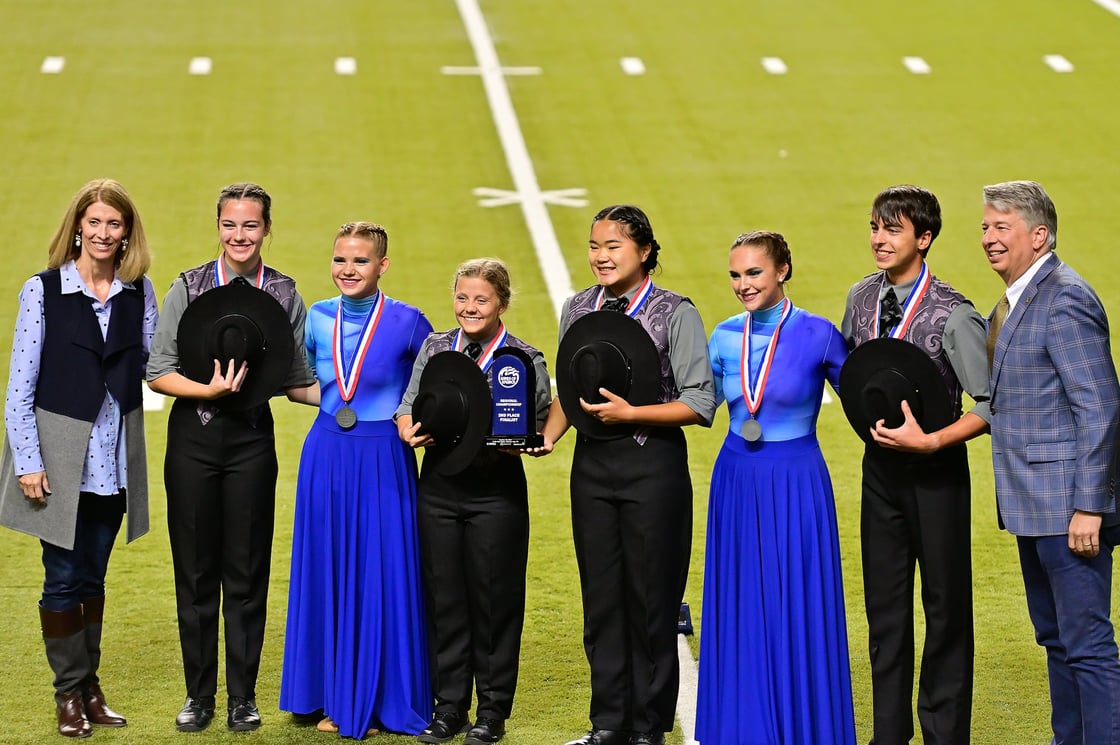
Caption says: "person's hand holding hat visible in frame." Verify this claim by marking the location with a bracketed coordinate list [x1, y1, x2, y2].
[580, 387, 636, 425]
[204, 358, 249, 400]
[175, 281, 295, 410]
[396, 415, 434, 449]
[870, 400, 940, 454]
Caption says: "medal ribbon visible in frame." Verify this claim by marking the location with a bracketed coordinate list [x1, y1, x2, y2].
[740, 298, 793, 417]
[454, 323, 507, 373]
[873, 262, 929, 339]
[594, 275, 653, 317]
[332, 293, 385, 404]
[215, 258, 265, 288]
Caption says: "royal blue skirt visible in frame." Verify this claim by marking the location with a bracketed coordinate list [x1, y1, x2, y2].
[696, 433, 855, 745]
[280, 414, 431, 737]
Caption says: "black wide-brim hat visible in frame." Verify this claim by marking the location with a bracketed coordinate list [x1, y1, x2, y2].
[176, 282, 294, 411]
[839, 337, 953, 444]
[413, 350, 490, 475]
[556, 310, 660, 440]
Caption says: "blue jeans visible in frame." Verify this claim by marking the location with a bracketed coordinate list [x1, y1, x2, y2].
[40, 492, 125, 611]
[1018, 526, 1120, 745]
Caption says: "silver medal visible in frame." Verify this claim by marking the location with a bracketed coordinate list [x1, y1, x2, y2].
[335, 404, 358, 430]
[741, 418, 763, 442]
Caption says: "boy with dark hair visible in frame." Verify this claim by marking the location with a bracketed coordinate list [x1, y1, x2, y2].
[841, 185, 990, 745]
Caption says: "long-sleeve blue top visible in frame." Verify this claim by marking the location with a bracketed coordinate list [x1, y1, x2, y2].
[708, 301, 847, 442]
[305, 292, 432, 422]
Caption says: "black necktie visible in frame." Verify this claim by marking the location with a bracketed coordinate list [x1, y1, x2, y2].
[232, 276, 250, 286]
[602, 297, 628, 312]
[879, 288, 902, 338]
[464, 342, 483, 361]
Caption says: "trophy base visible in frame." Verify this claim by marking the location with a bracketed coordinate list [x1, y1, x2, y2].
[485, 434, 545, 448]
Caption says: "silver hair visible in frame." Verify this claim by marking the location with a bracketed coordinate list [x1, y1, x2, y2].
[983, 180, 1057, 250]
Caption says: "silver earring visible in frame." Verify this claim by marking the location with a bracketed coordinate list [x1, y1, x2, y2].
[74, 232, 81, 249]
[120, 237, 128, 253]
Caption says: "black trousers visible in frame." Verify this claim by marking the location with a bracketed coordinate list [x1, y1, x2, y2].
[418, 453, 529, 720]
[861, 444, 973, 745]
[571, 428, 692, 734]
[165, 399, 278, 700]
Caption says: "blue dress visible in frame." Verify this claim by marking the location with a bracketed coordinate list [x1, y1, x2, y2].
[696, 302, 855, 745]
[280, 292, 433, 737]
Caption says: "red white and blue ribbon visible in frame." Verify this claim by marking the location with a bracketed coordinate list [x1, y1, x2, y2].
[455, 322, 507, 373]
[874, 262, 930, 339]
[594, 275, 654, 317]
[333, 292, 384, 404]
[215, 258, 265, 288]
[740, 298, 793, 417]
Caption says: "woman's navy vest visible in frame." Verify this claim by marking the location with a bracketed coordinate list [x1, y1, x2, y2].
[34, 269, 144, 422]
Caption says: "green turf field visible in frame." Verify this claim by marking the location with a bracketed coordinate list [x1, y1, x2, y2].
[2, 1, 1120, 742]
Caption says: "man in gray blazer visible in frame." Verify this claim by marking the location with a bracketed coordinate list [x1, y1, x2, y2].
[984, 180, 1120, 744]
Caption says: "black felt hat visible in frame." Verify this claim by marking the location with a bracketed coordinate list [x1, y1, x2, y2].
[413, 350, 490, 475]
[556, 310, 660, 440]
[176, 282, 294, 411]
[839, 337, 953, 443]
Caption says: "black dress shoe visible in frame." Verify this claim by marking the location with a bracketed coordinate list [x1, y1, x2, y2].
[175, 696, 216, 732]
[563, 729, 631, 745]
[465, 717, 506, 744]
[418, 711, 471, 743]
[227, 697, 261, 732]
[631, 733, 665, 745]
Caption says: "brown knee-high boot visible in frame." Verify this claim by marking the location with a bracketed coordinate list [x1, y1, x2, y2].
[40, 604, 92, 738]
[80, 596, 126, 727]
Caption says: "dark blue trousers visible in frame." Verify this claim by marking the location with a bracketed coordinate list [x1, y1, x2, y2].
[41, 492, 125, 610]
[1018, 527, 1120, 745]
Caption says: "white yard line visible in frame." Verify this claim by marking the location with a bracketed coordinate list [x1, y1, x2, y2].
[188, 57, 212, 76]
[453, 0, 574, 320]
[677, 635, 701, 745]
[40, 56, 65, 74]
[142, 386, 166, 412]
[1043, 54, 1074, 73]
[902, 56, 931, 74]
[1090, 0, 1120, 18]
[453, 0, 699, 737]
[620, 57, 646, 75]
[761, 56, 788, 75]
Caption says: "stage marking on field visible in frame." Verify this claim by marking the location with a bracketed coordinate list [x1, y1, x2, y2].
[441, 65, 541, 76]
[454, 0, 577, 319]
[1089, 0, 1120, 18]
[334, 57, 357, 75]
[903, 56, 931, 74]
[620, 57, 646, 75]
[761, 57, 788, 75]
[40, 56, 65, 74]
[1043, 54, 1074, 73]
[142, 386, 166, 412]
[188, 57, 212, 76]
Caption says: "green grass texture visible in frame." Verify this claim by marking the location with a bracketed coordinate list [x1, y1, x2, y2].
[2, 1, 1120, 743]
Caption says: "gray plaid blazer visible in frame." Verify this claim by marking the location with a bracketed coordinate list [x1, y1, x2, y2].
[989, 253, 1120, 536]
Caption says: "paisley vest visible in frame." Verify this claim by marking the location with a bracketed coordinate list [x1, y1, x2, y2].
[849, 270, 968, 418]
[566, 284, 684, 404]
